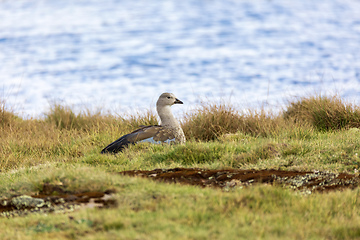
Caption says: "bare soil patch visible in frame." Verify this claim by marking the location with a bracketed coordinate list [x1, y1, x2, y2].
[0, 184, 116, 218]
[119, 168, 360, 193]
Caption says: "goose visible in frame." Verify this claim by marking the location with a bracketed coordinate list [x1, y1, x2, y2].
[101, 93, 186, 154]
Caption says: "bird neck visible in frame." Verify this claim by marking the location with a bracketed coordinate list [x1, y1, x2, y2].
[157, 105, 179, 127]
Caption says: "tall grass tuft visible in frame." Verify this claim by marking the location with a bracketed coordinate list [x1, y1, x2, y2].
[182, 102, 243, 141]
[0, 99, 19, 128]
[238, 109, 283, 137]
[284, 95, 360, 131]
[182, 102, 284, 141]
[45, 103, 159, 133]
[120, 110, 158, 129]
[45, 103, 114, 131]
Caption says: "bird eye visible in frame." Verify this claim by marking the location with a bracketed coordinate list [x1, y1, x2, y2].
[167, 96, 171, 99]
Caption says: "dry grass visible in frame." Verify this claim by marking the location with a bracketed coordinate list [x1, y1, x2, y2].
[182, 95, 360, 141]
[45, 104, 107, 131]
[45, 103, 158, 132]
[0, 99, 20, 128]
[182, 102, 292, 141]
[284, 95, 360, 131]
[0, 101, 159, 171]
[1, 94, 360, 171]
[120, 109, 159, 129]
[5, 95, 359, 142]
[182, 103, 244, 141]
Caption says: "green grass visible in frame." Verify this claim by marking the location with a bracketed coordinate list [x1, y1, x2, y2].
[1, 95, 360, 239]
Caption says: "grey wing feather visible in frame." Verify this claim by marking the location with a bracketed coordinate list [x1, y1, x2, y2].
[101, 125, 165, 154]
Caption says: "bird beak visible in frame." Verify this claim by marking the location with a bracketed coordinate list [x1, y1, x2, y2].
[174, 98, 183, 104]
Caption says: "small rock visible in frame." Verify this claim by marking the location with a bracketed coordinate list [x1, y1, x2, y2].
[11, 195, 45, 209]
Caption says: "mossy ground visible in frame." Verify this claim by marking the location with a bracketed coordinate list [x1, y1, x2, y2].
[1, 95, 360, 239]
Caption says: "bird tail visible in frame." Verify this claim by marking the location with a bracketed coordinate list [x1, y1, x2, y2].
[100, 137, 131, 154]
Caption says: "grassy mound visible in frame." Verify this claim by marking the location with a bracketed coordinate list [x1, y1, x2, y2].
[284, 95, 360, 131]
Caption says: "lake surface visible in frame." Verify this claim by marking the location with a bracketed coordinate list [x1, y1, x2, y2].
[1, 0, 360, 117]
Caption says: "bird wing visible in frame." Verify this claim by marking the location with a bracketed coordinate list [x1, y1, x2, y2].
[101, 125, 176, 154]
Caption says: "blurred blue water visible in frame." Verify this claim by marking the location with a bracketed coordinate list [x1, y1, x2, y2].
[1, 0, 360, 117]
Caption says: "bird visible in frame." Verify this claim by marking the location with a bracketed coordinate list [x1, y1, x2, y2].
[101, 93, 186, 154]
